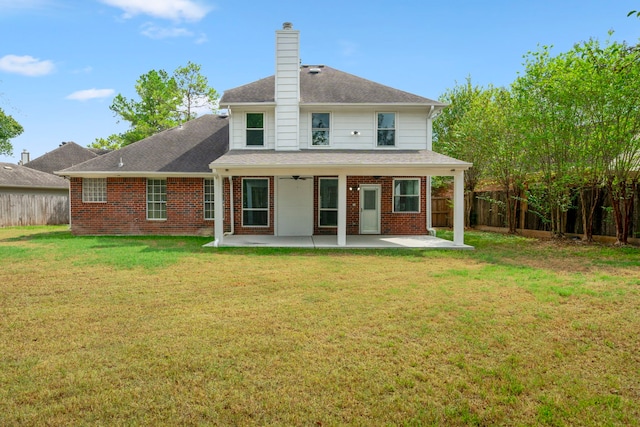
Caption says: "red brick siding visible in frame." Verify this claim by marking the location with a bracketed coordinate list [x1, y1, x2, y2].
[69, 177, 217, 236]
[231, 176, 275, 235]
[312, 176, 427, 235]
[70, 175, 428, 236]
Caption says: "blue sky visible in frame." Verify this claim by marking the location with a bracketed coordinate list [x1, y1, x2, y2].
[1, 0, 639, 164]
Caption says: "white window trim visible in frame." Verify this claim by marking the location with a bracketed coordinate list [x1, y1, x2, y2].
[376, 111, 397, 148]
[310, 112, 331, 148]
[146, 178, 167, 221]
[82, 178, 107, 203]
[392, 178, 421, 213]
[204, 178, 215, 220]
[318, 177, 338, 228]
[242, 177, 270, 227]
[245, 112, 266, 148]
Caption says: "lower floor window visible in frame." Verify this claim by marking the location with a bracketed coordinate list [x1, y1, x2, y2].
[204, 179, 215, 220]
[319, 178, 338, 227]
[393, 178, 420, 212]
[147, 179, 167, 219]
[243, 178, 269, 226]
[82, 178, 107, 202]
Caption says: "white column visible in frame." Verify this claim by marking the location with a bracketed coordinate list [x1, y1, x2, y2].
[214, 174, 224, 247]
[453, 170, 465, 246]
[337, 174, 347, 246]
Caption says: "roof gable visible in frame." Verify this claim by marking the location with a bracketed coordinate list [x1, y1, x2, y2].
[220, 66, 445, 106]
[58, 114, 229, 175]
[24, 142, 101, 174]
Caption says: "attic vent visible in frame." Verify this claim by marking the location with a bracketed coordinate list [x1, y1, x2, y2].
[309, 67, 322, 74]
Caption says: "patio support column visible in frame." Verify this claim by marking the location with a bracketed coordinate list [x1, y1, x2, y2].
[214, 174, 224, 247]
[337, 174, 347, 246]
[453, 170, 465, 246]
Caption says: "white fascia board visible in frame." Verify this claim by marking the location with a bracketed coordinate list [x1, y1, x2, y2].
[300, 102, 447, 108]
[211, 163, 470, 177]
[223, 102, 276, 107]
[55, 171, 214, 178]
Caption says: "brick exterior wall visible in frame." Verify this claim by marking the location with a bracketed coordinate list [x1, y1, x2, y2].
[69, 177, 217, 236]
[313, 176, 427, 236]
[70, 175, 428, 236]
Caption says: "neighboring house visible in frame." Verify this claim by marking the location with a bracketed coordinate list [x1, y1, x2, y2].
[0, 162, 69, 226]
[58, 23, 471, 246]
[23, 141, 103, 174]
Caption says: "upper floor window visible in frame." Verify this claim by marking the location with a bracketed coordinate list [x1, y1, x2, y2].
[246, 113, 264, 146]
[312, 113, 330, 146]
[147, 179, 167, 220]
[377, 112, 396, 146]
[204, 179, 215, 220]
[393, 178, 420, 212]
[82, 178, 106, 203]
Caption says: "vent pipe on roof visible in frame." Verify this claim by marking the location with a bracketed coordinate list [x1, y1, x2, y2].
[21, 149, 30, 165]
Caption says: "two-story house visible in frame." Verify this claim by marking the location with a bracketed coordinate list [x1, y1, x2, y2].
[58, 23, 471, 247]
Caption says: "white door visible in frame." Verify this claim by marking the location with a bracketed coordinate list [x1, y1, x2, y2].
[360, 185, 380, 234]
[277, 177, 314, 236]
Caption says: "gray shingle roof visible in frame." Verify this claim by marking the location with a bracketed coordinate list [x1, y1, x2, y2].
[24, 141, 101, 174]
[0, 162, 68, 189]
[221, 66, 446, 105]
[58, 114, 229, 175]
[210, 149, 471, 169]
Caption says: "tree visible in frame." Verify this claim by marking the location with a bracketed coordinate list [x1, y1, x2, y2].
[92, 63, 218, 150]
[514, 38, 640, 244]
[433, 77, 491, 227]
[458, 87, 529, 234]
[0, 107, 23, 156]
[174, 61, 219, 121]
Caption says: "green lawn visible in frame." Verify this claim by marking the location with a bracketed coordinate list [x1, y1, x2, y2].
[1, 226, 638, 426]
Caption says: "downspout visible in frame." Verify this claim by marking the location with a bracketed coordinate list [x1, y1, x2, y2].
[426, 105, 437, 236]
[224, 176, 235, 236]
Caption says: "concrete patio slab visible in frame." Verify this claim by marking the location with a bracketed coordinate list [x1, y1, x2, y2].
[204, 235, 473, 250]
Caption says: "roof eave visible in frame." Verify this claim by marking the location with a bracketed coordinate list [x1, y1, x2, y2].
[55, 171, 215, 178]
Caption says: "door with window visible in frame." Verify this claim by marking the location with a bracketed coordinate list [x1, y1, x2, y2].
[360, 185, 380, 234]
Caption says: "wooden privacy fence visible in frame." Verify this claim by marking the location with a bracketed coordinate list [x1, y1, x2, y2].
[0, 190, 69, 227]
[472, 188, 639, 239]
[431, 196, 453, 228]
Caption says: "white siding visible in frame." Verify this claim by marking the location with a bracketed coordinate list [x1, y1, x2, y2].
[275, 29, 300, 151]
[299, 107, 429, 150]
[229, 108, 276, 150]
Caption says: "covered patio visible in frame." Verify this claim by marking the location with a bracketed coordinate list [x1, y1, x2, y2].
[209, 149, 472, 248]
[205, 234, 473, 250]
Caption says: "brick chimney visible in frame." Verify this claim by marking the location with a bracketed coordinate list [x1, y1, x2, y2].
[274, 22, 300, 151]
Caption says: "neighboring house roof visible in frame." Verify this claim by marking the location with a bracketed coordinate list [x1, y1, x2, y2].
[221, 65, 447, 106]
[210, 149, 471, 172]
[58, 114, 229, 176]
[0, 162, 68, 189]
[24, 141, 102, 174]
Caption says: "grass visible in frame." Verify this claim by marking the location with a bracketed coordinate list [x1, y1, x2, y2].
[1, 226, 639, 426]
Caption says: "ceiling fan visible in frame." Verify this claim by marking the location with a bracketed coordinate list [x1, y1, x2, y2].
[281, 175, 312, 180]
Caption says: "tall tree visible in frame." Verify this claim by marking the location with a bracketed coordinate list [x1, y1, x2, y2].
[458, 87, 529, 233]
[174, 61, 219, 121]
[514, 38, 640, 244]
[433, 77, 491, 226]
[0, 107, 23, 156]
[91, 63, 218, 150]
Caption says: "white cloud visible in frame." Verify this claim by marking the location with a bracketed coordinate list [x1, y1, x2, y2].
[66, 88, 115, 101]
[0, 55, 55, 76]
[100, 0, 212, 22]
[141, 23, 193, 39]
